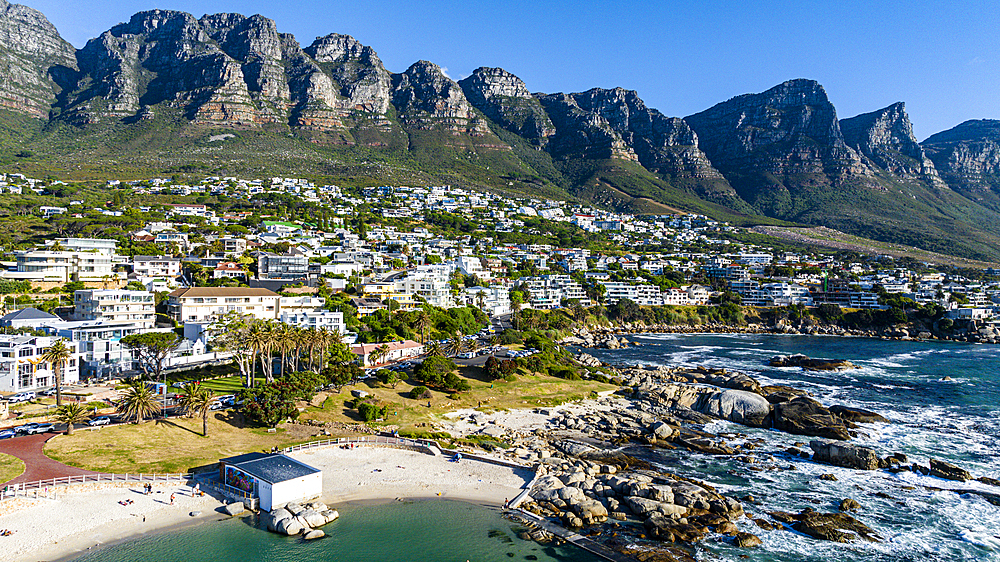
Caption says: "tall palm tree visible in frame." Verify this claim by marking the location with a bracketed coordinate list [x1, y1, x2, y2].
[41, 339, 72, 407]
[260, 321, 279, 382]
[275, 323, 296, 376]
[178, 382, 214, 437]
[475, 291, 486, 312]
[118, 380, 161, 424]
[412, 311, 432, 344]
[54, 403, 88, 435]
[244, 321, 267, 387]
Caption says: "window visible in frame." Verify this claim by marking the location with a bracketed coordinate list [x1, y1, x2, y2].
[18, 348, 33, 357]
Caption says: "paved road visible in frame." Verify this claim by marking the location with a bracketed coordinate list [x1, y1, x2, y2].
[0, 433, 95, 486]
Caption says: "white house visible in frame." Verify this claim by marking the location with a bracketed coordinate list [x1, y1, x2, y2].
[74, 289, 156, 329]
[167, 287, 280, 323]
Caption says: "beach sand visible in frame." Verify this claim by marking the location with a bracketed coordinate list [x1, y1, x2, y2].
[1, 481, 221, 562]
[290, 445, 533, 505]
[0, 444, 535, 561]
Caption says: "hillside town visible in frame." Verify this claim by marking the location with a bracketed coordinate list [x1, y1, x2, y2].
[1, 172, 999, 396]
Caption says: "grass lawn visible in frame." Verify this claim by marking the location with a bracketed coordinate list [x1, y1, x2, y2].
[198, 376, 259, 393]
[43, 367, 617, 473]
[0, 453, 26, 485]
[44, 413, 346, 474]
[300, 366, 616, 432]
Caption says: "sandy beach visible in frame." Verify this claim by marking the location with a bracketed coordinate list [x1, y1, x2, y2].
[0, 442, 535, 562]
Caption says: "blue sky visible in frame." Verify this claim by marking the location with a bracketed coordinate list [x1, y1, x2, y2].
[28, 0, 998, 140]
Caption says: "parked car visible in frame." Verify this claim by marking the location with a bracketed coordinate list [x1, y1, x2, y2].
[7, 392, 36, 404]
[87, 416, 111, 427]
[14, 423, 39, 434]
[39, 388, 58, 397]
[25, 423, 55, 434]
[0, 429, 15, 439]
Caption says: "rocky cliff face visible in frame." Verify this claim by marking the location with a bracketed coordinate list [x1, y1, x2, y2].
[923, 120, 1000, 197]
[391, 61, 492, 135]
[840, 102, 944, 186]
[458, 67, 554, 143]
[59, 10, 398, 132]
[684, 79, 872, 215]
[0, 0, 77, 118]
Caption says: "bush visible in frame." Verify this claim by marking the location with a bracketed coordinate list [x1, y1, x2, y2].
[375, 369, 398, 388]
[410, 385, 431, 399]
[357, 401, 388, 422]
[442, 372, 471, 392]
[498, 330, 523, 345]
[549, 366, 581, 380]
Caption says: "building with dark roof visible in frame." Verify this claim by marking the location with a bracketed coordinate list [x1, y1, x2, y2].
[0, 307, 59, 328]
[220, 453, 322, 511]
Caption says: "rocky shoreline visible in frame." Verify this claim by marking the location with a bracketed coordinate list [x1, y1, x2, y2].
[446, 360, 1000, 561]
[558, 321, 1000, 348]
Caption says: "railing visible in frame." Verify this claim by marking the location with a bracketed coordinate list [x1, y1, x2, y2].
[1, 472, 191, 501]
[283, 435, 432, 454]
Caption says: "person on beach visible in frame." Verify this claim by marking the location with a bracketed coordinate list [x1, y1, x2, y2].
[170, 493, 175, 505]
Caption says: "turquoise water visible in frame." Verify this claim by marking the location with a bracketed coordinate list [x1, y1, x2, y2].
[70, 500, 603, 562]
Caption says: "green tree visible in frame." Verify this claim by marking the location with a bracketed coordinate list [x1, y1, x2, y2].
[121, 332, 181, 411]
[375, 369, 399, 388]
[178, 382, 215, 436]
[117, 380, 162, 423]
[41, 339, 72, 407]
[357, 401, 387, 422]
[54, 403, 88, 435]
[413, 356, 457, 387]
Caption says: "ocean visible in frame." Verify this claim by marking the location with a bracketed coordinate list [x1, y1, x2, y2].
[71, 335, 1000, 562]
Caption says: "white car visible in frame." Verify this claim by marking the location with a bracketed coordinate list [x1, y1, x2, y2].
[6, 392, 36, 404]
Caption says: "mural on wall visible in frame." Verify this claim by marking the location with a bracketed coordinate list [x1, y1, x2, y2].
[225, 466, 255, 493]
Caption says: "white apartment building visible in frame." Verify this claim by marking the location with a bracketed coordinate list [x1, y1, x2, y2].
[13, 249, 117, 283]
[132, 255, 182, 278]
[397, 265, 457, 309]
[601, 281, 664, 306]
[522, 275, 591, 310]
[74, 289, 156, 329]
[39, 320, 147, 379]
[460, 286, 513, 316]
[278, 310, 347, 333]
[0, 335, 83, 393]
[456, 256, 491, 280]
[167, 287, 280, 323]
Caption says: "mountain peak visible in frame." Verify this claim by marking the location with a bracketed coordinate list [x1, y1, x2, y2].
[840, 102, 942, 184]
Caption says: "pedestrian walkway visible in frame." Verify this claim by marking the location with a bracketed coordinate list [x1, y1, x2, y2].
[0, 434, 95, 486]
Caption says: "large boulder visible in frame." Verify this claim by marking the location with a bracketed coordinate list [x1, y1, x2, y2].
[276, 517, 305, 536]
[300, 509, 328, 528]
[775, 397, 852, 440]
[572, 498, 609, 523]
[650, 420, 679, 440]
[304, 530, 325, 540]
[810, 440, 882, 470]
[769, 355, 856, 371]
[929, 459, 972, 482]
[223, 502, 245, 516]
[643, 515, 707, 543]
[770, 509, 881, 543]
[829, 405, 888, 424]
[266, 508, 293, 532]
[696, 389, 772, 427]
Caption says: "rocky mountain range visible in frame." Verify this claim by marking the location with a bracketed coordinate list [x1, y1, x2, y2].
[2, 2, 1000, 261]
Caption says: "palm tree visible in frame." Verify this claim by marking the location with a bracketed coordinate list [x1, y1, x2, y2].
[54, 403, 88, 435]
[425, 340, 443, 357]
[41, 339, 72, 407]
[117, 380, 161, 424]
[475, 291, 486, 313]
[412, 311, 432, 344]
[244, 321, 267, 387]
[178, 382, 214, 437]
[260, 322, 280, 382]
[369, 344, 390, 367]
[446, 332, 465, 356]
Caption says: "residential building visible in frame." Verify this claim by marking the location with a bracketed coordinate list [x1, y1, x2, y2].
[13, 249, 117, 283]
[351, 340, 425, 367]
[39, 320, 148, 379]
[74, 289, 156, 328]
[522, 275, 590, 309]
[167, 287, 280, 323]
[0, 334, 83, 393]
[132, 255, 182, 278]
[258, 251, 309, 281]
[213, 262, 247, 280]
[460, 286, 513, 316]
[0, 308, 59, 329]
[278, 310, 346, 333]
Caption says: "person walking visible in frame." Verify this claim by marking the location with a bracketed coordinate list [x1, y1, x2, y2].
[170, 493, 175, 505]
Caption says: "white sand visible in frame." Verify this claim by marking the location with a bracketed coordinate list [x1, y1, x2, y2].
[290, 445, 533, 505]
[0, 444, 536, 561]
[0, 481, 221, 562]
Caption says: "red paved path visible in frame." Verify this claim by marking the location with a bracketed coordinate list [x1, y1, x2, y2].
[0, 433, 95, 486]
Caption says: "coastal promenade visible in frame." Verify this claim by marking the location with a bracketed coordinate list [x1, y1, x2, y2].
[0, 433, 94, 486]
